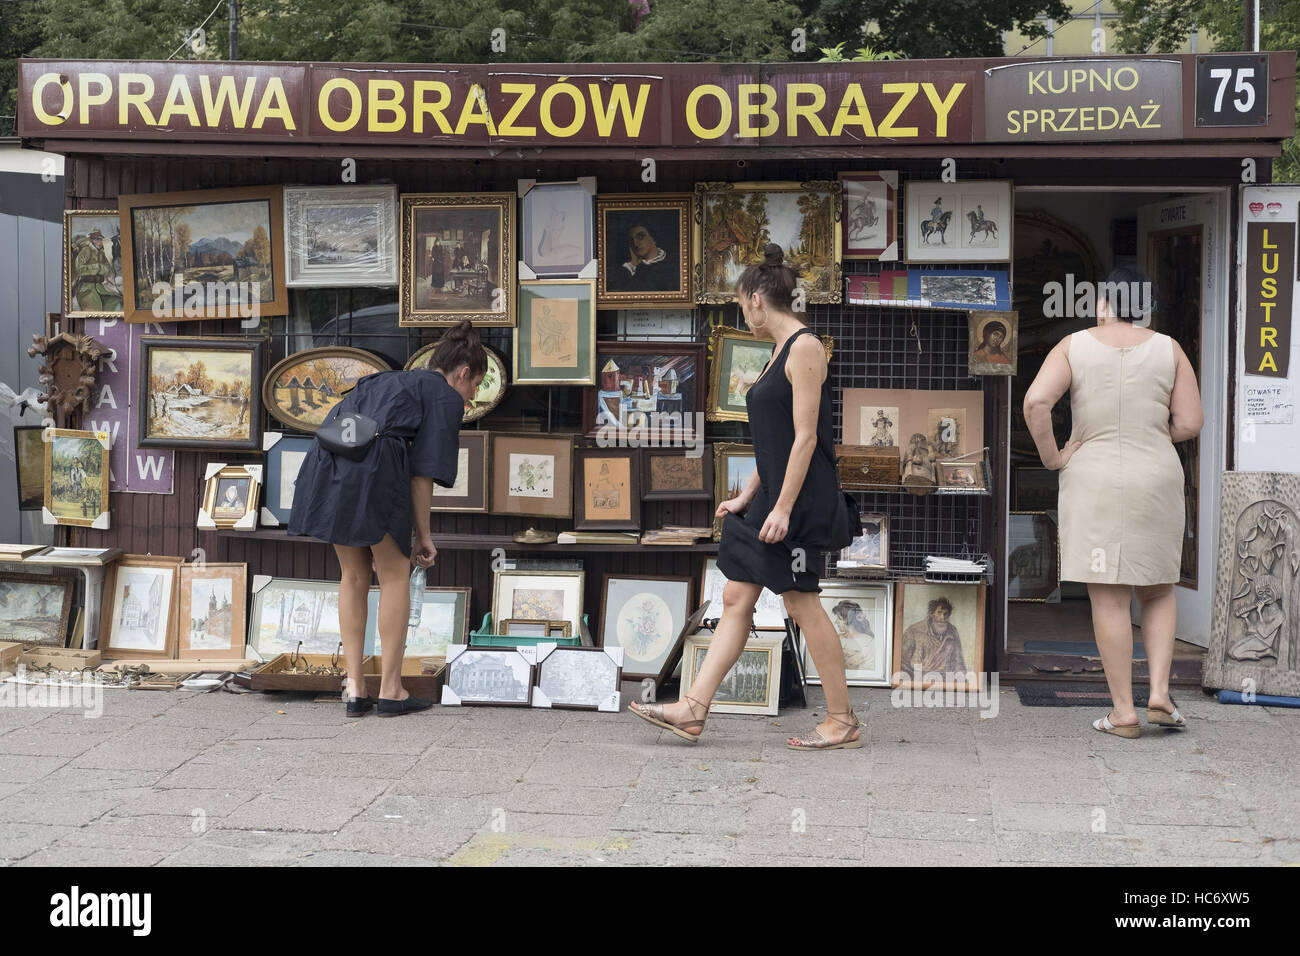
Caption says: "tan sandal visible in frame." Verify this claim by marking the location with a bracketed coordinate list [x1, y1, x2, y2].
[787, 710, 862, 751]
[1092, 712, 1140, 738]
[1147, 697, 1186, 729]
[630, 694, 709, 743]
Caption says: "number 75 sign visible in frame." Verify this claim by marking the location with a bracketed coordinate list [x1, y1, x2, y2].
[1196, 54, 1269, 127]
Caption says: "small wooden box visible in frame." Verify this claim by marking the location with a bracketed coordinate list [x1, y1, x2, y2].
[20, 647, 101, 670]
[836, 445, 900, 489]
[249, 654, 371, 692]
[0, 641, 23, 673]
[362, 657, 444, 699]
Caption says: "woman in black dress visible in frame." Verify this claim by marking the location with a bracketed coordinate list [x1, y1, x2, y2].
[289, 321, 487, 717]
[631, 245, 860, 750]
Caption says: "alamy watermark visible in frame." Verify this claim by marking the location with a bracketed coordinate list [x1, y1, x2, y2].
[596, 411, 705, 457]
[890, 671, 999, 718]
[0, 674, 105, 718]
[1042, 274, 1153, 325]
[151, 278, 262, 326]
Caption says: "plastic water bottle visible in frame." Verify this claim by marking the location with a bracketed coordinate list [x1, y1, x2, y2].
[408, 565, 426, 628]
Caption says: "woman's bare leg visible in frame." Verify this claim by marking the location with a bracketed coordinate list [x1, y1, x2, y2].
[333, 543, 373, 699]
[1135, 583, 1177, 714]
[1087, 582, 1139, 726]
[371, 534, 415, 701]
[782, 589, 856, 740]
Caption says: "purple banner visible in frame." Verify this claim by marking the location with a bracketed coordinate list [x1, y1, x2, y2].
[86, 318, 175, 494]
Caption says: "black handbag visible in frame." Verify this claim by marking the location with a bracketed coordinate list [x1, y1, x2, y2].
[825, 490, 863, 552]
[315, 410, 383, 462]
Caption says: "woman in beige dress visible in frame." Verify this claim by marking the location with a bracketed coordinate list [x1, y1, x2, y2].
[1023, 269, 1203, 738]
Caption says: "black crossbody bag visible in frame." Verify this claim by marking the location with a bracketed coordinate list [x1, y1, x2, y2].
[822, 444, 862, 551]
[315, 411, 384, 462]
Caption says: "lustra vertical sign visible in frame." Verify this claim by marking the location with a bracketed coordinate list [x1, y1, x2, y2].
[1243, 218, 1296, 377]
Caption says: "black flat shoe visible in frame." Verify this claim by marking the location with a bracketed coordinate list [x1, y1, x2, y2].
[345, 696, 375, 717]
[376, 694, 433, 717]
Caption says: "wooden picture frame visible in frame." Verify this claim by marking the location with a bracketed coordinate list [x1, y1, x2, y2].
[63, 209, 124, 319]
[489, 432, 574, 519]
[407, 341, 508, 423]
[43, 427, 110, 529]
[514, 279, 597, 386]
[260, 432, 315, 526]
[695, 180, 842, 304]
[839, 171, 898, 260]
[14, 425, 45, 510]
[177, 562, 248, 660]
[519, 179, 595, 278]
[903, 179, 1013, 264]
[682, 631, 783, 715]
[641, 447, 713, 501]
[248, 577, 344, 660]
[0, 572, 74, 647]
[500, 618, 572, 639]
[707, 326, 772, 423]
[809, 580, 893, 686]
[583, 341, 706, 440]
[119, 185, 288, 323]
[365, 585, 470, 657]
[430, 431, 490, 513]
[534, 645, 623, 711]
[199, 463, 262, 531]
[283, 185, 398, 287]
[937, 460, 986, 491]
[443, 645, 535, 706]
[891, 580, 987, 691]
[599, 573, 694, 681]
[573, 447, 640, 531]
[262, 346, 390, 434]
[1008, 511, 1062, 603]
[138, 336, 264, 451]
[492, 569, 585, 635]
[100, 554, 183, 660]
[400, 192, 516, 326]
[836, 512, 889, 574]
[596, 193, 693, 309]
[712, 442, 756, 539]
[968, 310, 1018, 375]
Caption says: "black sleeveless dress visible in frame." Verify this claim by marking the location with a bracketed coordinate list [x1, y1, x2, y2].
[715, 327, 839, 594]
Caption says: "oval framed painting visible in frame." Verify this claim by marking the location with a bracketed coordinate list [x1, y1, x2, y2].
[262, 347, 390, 433]
[405, 342, 508, 423]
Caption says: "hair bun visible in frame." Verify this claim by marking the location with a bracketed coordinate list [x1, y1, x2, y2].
[446, 319, 475, 340]
[762, 244, 784, 267]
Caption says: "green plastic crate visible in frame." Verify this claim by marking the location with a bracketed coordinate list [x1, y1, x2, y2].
[469, 613, 583, 648]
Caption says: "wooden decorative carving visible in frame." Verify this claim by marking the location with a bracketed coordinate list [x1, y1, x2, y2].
[27, 332, 106, 417]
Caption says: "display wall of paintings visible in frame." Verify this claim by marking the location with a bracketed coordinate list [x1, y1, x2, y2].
[519, 179, 595, 278]
[573, 447, 640, 531]
[365, 586, 469, 658]
[199, 463, 261, 530]
[443, 645, 536, 707]
[713, 443, 756, 539]
[839, 172, 898, 260]
[808, 581, 893, 686]
[968, 310, 1018, 375]
[904, 180, 1013, 264]
[641, 448, 712, 501]
[248, 577, 342, 659]
[118, 185, 289, 323]
[842, 389, 985, 484]
[43, 428, 110, 529]
[836, 513, 889, 574]
[1008, 512, 1061, 603]
[489, 433, 574, 519]
[0, 573, 73, 647]
[596, 194, 693, 308]
[492, 570, 584, 636]
[283, 185, 399, 287]
[177, 562, 247, 660]
[599, 574, 693, 681]
[891, 581, 987, 691]
[682, 631, 783, 716]
[699, 558, 786, 630]
[430, 432, 490, 513]
[14, 425, 44, 510]
[695, 181, 842, 304]
[139, 336, 264, 451]
[261, 432, 315, 526]
[100, 555, 182, 660]
[407, 341, 508, 423]
[584, 341, 705, 440]
[63, 210, 124, 318]
[514, 279, 597, 386]
[262, 346, 389, 434]
[400, 192, 515, 326]
[534, 645, 623, 711]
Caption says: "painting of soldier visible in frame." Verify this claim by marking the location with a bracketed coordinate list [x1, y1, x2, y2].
[64, 211, 124, 317]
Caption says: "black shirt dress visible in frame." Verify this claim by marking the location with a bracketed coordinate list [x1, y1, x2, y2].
[715, 327, 839, 594]
[288, 368, 464, 557]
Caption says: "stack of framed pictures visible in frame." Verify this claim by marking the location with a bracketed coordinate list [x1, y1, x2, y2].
[492, 570, 584, 637]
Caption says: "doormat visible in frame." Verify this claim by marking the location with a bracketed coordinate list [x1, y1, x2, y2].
[1023, 640, 1147, 660]
[1015, 683, 1150, 708]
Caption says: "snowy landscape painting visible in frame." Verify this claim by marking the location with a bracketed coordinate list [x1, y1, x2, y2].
[139, 337, 262, 450]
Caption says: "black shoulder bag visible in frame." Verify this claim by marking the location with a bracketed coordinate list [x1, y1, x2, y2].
[823, 444, 862, 552]
[315, 411, 383, 462]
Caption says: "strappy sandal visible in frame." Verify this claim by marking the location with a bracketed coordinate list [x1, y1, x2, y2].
[786, 710, 862, 751]
[1147, 697, 1186, 729]
[1092, 712, 1140, 738]
[629, 694, 709, 743]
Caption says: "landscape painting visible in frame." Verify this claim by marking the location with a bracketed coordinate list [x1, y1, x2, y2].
[44, 428, 109, 528]
[262, 347, 390, 433]
[284, 185, 398, 287]
[103, 560, 179, 658]
[140, 337, 262, 450]
[178, 562, 248, 659]
[0, 573, 73, 647]
[251, 579, 343, 658]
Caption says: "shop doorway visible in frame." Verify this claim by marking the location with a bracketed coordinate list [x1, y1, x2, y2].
[1004, 187, 1228, 680]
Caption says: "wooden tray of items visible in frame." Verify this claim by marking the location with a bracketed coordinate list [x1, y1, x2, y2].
[361, 657, 445, 699]
[248, 653, 368, 692]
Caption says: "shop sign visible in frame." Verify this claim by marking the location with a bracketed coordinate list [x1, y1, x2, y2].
[983, 58, 1183, 141]
[1243, 218, 1295, 378]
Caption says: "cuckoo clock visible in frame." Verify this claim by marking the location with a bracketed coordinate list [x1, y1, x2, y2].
[27, 332, 106, 418]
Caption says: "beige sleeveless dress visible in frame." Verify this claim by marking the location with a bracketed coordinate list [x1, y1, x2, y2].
[1058, 330, 1184, 585]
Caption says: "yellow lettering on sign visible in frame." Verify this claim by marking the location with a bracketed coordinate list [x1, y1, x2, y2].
[455, 85, 498, 136]
[253, 76, 296, 130]
[497, 83, 537, 136]
[921, 82, 965, 138]
[413, 81, 454, 134]
[785, 83, 828, 137]
[1262, 253, 1279, 275]
[1261, 302, 1277, 322]
[539, 82, 585, 137]
[1262, 276, 1277, 298]
[737, 83, 778, 138]
[157, 74, 200, 127]
[30, 73, 70, 125]
[200, 76, 257, 128]
[368, 79, 406, 133]
[1262, 229, 1278, 249]
[318, 78, 362, 132]
[589, 82, 649, 137]
[878, 83, 918, 137]
[1261, 327, 1278, 347]
[829, 84, 876, 137]
[77, 73, 112, 125]
[118, 74, 158, 127]
[1259, 352, 1279, 372]
[686, 85, 731, 139]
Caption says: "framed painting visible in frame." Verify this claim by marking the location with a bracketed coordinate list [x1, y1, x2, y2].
[534, 645, 624, 711]
[501, 619, 571, 639]
[283, 185, 398, 287]
[937, 460, 985, 491]
[492, 570, 584, 635]
[261, 432, 315, 526]
[139, 336, 264, 451]
[909, 269, 1012, 310]
[839, 172, 898, 260]
[514, 279, 597, 386]
[407, 341, 508, 423]
[836, 513, 889, 574]
[682, 631, 783, 716]
[574, 447, 640, 531]
[430, 431, 490, 513]
[641, 447, 712, 501]
[248, 576, 343, 660]
[100, 555, 183, 660]
[712, 442, 757, 539]
[700, 558, 786, 630]
[199, 463, 261, 531]
[443, 645, 535, 707]
[519, 178, 595, 278]
[903, 180, 1013, 264]
[596, 193, 693, 308]
[118, 185, 288, 323]
[809, 581, 892, 686]
[694, 180, 842, 304]
[0, 572, 74, 647]
[365, 585, 470, 658]
[177, 562, 248, 660]
[969, 310, 1018, 375]
[14, 425, 45, 510]
[262, 346, 390, 434]
[489, 432, 574, 519]
[892, 581, 987, 691]
[1008, 512, 1062, 603]
[599, 573, 693, 681]
[400, 192, 515, 326]
[707, 326, 773, 423]
[583, 341, 706, 440]
[43, 428, 110, 529]
[63, 210, 124, 318]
